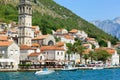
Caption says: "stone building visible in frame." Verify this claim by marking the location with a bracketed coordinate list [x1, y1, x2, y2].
[18, 0, 33, 46]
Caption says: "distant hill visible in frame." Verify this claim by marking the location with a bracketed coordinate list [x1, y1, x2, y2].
[0, 0, 118, 44]
[91, 17, 120, 40]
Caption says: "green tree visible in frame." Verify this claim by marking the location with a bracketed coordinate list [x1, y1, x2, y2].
[54, 36, 61, 42]
[77, 45, 85, 64]
[93, 50, 111, 62]
[99, 40, 107, 47]
[66, 43, 73, 61]
[83, 54, 89, 64]
[89, 50, 94, 63]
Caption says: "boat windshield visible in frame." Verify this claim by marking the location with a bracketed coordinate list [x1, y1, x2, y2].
[43, 68, 48, 71]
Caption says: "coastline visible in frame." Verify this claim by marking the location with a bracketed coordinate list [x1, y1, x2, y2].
[0, 66, 120, 72]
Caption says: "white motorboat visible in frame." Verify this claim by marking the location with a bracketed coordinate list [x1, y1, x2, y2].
[35, 68, 55, 75]
[61, 65, 78, 71]
[92, 66, 104, 70]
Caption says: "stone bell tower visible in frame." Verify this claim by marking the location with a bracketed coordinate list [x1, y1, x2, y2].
[18, 0, 32, 46]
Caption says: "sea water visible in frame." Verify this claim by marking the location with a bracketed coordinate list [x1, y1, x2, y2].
[0, 68, 120, 80]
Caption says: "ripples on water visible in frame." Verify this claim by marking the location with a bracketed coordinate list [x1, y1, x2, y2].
[0, 69, 120, 80]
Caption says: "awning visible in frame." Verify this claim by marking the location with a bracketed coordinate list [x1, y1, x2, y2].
[0, 59, 15, 62]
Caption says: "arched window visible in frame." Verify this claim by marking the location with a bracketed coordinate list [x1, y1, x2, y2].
[48, 40, 54, 46]
[40, 56, 42, 60]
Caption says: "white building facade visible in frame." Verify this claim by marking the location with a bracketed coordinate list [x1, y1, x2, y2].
[0, 41, 20, 70]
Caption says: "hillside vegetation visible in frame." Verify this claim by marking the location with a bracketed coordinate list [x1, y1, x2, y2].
[0, 0, 118, 44]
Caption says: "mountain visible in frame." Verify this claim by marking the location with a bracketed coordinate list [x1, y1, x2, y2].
[91, 17, 120, 39]
[0, 0, 118, 44]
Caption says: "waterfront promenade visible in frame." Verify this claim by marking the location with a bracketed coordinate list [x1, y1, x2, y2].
[0, 66, 120, 72]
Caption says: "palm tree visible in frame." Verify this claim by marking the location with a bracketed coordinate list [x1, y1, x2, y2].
[83, 54, 89, 64]
[66, 43, 73, 61]
[89, 50, 94, 63]
[77, 45, 85, 64]
[66, 48, 71, 61]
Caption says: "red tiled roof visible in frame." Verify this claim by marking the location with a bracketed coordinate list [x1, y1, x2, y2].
[86, 38, 95, 41]
[20, 45, 32, 50]
[56, 42, 65, 47]
[32, 43, 39, 47]
[0, 41, 13, 46]
[64, 35, 74, 39]
[0, 36, 8, 41]
[32, 26, 37, 29]
[34, 30, 40, 34]
[69, 29, 78, 33]
[0, 31, 6, 34]
[83, 44, 90, 47]
[56, 29, 64, 32]
[32, 35, 49, 40]
[95, 47, 115, 54]
[28, 52, 40, 57]
[41, 46, 65, 51]
[106, 49, 115, 54]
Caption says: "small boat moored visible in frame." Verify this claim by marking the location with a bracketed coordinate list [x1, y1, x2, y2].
[92, 66, 104, 70]
[35, 68, 55, 75]
[61, 65, 78, 71]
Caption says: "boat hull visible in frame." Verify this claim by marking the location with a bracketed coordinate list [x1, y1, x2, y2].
[92, 67, 104, 70]
[35, 70, 55, 75]
[61, 68, 78, 71]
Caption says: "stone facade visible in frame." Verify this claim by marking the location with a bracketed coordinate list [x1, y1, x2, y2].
[18, 0, 33, 46]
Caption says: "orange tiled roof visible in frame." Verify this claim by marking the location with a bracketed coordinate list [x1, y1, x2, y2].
[69, 29, 78, 33]
[32, 35, 49, 40]
[106, 48, 115, 54]
[95, 47, 115, 54]
[20, 45, 32, 50]
[28, 52, 40, 57]
[56, 42, 65, 47]
[86, 38, 95, 41]
[32, 43, 39, 47]
[0, 36, 8, 41]
[83, 44, 91, 47]
[0, 31, 6, 34]
[32, 26, 37, 29]
[41, 46, 65, 51]
[56, 29, 64, 32]
[64, 35, 74, 39]
[34, 30, 40, 34]
[0, 41, 13, 46]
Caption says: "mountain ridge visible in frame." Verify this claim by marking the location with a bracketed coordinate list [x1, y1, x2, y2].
[92, 17, 120, 40]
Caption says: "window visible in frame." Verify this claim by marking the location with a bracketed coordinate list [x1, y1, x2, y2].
[2, 51, 5, 54]
[10, 50, 13, 55]
[48, 40, 54, 46]
[26, 32, 28, 35]
[57, 52, 59, 55]
[40, 56, 42, 60]
[61, 52, 63, 56]
[15, 50, 18, 54]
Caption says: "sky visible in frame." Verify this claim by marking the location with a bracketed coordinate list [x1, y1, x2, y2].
[54, 0, 120, 21]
